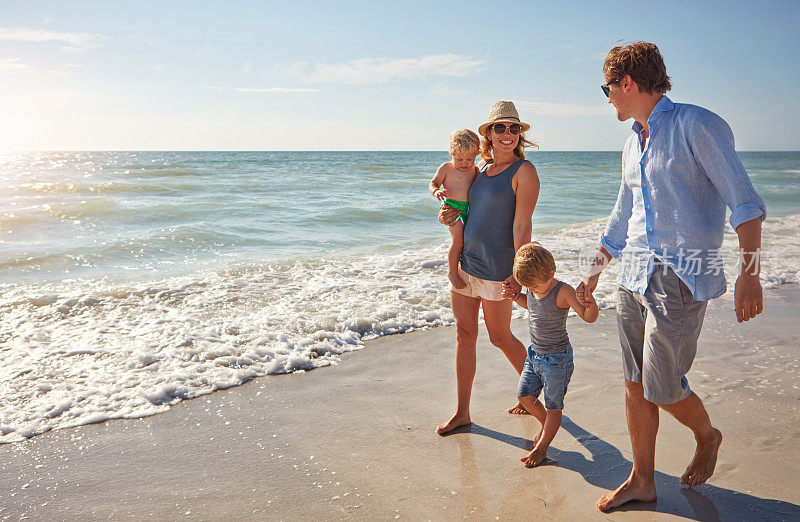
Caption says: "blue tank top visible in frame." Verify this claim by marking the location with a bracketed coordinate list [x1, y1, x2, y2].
[527, 280, 571, 354]
[460, 158, 526, 282]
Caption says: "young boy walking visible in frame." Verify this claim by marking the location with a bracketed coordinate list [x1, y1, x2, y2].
[505, 242, 598, 467]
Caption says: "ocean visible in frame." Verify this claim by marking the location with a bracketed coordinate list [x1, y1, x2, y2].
[1, 151, 798, 443]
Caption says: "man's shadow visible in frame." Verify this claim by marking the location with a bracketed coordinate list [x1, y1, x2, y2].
[445, 418, 800, 521]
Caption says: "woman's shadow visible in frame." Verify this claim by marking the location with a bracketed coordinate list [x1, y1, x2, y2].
[447, 418, 799, 521]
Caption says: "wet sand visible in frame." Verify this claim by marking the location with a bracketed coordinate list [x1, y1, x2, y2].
[2, 285, 799, 520]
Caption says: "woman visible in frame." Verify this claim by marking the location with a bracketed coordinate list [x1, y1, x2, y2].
[436, 100, 540, 435]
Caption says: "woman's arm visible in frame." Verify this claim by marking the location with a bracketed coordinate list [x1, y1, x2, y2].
[511, 162, 540, 251]
[501, 162, 540, 297]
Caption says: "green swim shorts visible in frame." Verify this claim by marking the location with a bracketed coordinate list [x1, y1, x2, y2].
[443, 198, 469, 224]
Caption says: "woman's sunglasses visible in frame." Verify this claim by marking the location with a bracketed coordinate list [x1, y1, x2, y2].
[492, 123, 521, 135]
[601, 78, 620, 97]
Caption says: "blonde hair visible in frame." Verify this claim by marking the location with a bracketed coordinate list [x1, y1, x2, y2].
[480, 127, 538, 162]
[513, 242, 556, 286]
[449, 129, 480, 156]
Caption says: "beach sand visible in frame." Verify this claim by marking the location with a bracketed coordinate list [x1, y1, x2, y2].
[2, 285, 799, 520]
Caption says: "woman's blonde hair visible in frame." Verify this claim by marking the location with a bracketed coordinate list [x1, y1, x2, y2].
[479, 127, 538, 162]
[513, 242, 556, 287]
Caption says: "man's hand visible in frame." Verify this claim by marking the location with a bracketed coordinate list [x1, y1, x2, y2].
[501, 275, 521, 300]
[576, 274, 599, 307]
[734, 273, 763, 322]
[434, 188, 448, 201]
[438, 204, 459, 226]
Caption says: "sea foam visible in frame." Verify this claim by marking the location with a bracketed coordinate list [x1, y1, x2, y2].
[1, 215, 798, 443]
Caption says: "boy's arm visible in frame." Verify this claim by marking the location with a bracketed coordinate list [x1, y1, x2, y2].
[559, 284, 598, 323]
[429, 164, 448, 200]
[501, 284, 528, 307]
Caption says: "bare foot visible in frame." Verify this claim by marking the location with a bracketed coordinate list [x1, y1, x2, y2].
[596, 475, 657, 512]
[436, 413, 471, 435]
[507, 401, 531, 415]
[521, 447, 547, 468]
[681, 428, 722, 486]
[448, 271, 467, 289]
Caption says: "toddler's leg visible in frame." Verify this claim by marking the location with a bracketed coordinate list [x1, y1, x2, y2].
[518, 395, 547, 428]
[447, 220, 466, 289]
[521, 409, 563, 468]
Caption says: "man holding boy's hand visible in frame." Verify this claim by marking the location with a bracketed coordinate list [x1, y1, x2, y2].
[576, 42, 766, 512]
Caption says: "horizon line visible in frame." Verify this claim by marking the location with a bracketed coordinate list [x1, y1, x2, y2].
[3, 149, 798, 153]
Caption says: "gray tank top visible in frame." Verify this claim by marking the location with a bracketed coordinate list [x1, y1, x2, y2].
[527, 280, 571, 354]
[460, 158, 526, 281]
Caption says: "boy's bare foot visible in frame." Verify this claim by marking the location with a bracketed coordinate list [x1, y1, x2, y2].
[436, 413, 471, 435]
[680, 428, 722, 486]
[448, 271, 467, 289]
[521, 448, 547, 468]
[507, 401, 531, 415]
[596, 475, 657, 512]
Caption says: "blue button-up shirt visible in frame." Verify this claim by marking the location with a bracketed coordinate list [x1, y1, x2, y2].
[600, 96, 766, 301]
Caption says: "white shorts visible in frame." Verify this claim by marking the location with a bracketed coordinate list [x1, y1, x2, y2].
[450, 265, 506, 301]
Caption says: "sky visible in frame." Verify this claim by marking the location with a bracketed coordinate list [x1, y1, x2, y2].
[1, 0, 798, 151]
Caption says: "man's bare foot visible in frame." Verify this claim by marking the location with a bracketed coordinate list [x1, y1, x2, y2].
[681, 428, 722, 486]
[507, 401, 531, 415]
[448, 271, 467, 289]
[436, 413, 471, 435]
[521, 448, 547, 468]
[596, 475, 657, 512]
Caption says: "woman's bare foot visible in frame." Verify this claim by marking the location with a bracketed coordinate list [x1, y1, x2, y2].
[436, 413, 471, 435]
[521, 448, 547, 468]
[448, 271, 467, 289]
[507, 401, 531, 415]
[596, 474, 657, 512]
[680, 428, 722, 486]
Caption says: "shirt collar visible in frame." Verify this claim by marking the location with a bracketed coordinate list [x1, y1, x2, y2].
[631, 95, 674, 135]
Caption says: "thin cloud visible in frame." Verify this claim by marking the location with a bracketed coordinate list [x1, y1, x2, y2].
[0, 26, 105, 52]
[516, 100, 610, 116]
[0, 58, 33, 73]
[431, 83, 468, 96]
[572, 52, 606, 64]
[268, 53, 486, 85]
[547, 43, 579, 52]
[234, 87, 319, 93]
[195, 44, 210, 58]
[207, 86, 319, 93]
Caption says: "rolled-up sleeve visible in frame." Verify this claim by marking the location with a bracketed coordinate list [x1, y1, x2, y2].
[600, 175, 633, 258]
[690, 110, 766, 230]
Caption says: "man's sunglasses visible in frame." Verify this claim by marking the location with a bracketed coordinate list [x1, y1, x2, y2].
[601, 78, 620, 97]
[492, 123, 521, 135]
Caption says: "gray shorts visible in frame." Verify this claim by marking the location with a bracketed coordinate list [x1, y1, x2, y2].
[617, 264, 708, 404]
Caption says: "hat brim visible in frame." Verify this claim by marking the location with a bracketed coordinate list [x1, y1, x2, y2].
[479, 119, 531, 136]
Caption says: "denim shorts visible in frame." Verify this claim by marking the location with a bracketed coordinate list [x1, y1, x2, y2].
[517, 345, 574, 410]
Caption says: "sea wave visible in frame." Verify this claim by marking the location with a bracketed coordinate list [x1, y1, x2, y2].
[1, 214, 798, 443]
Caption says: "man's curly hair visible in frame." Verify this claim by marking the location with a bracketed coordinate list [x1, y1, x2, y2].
[603, 41, 672, 94]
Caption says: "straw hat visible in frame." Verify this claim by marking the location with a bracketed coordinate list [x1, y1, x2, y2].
[478, 100, 530, 136]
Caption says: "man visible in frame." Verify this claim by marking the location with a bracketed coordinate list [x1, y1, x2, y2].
[576, 41, 766, 512]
